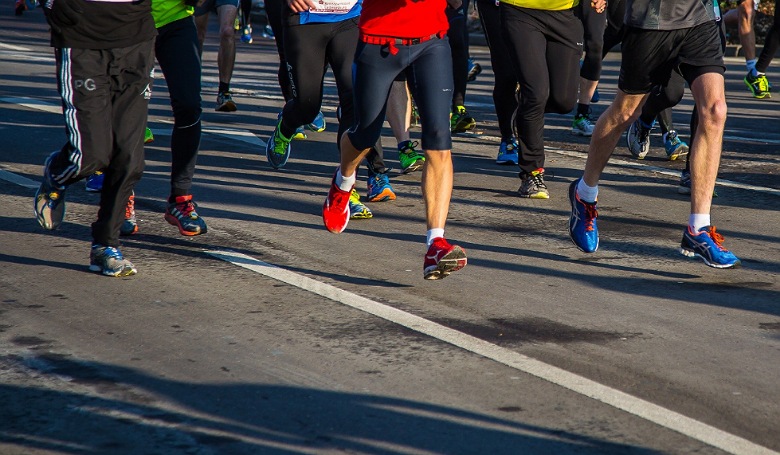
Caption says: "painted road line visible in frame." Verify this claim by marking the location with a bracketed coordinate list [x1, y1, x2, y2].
[0, 169, 39, 189]
[0, 97, 61, 115]
[207, 249, 777, 455]
[0, 42, 30, 51]
[546, 146, 780, 198]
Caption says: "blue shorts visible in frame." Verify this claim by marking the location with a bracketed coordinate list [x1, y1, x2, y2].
[194, 0, 239, 17]
[348, 36, 453, 152]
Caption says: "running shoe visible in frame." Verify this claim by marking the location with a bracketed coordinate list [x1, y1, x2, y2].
[744, 71, 771, 99]
[423, 237, 467, 280]
[34, 152, 67, 230]
[626, 119, 652, 159]
[292, 127, 307, 140]
[307, 111, 326, 132]
[678, 169, 692, 195]
[680, 225, 741, 268]
[216, 92, 237, 112]
[518, 168, 549, 199]
[467, 59, 482, 82]
[591, 88, 600, 103]
[398, 140, 425, 174]
[450, 105, 476, 133]
[323, 171, 351, 233]
[571, 112, 595, 137]
[144, 127, 154, 144]
[164, 195, 208, 236]
[85, 171, 104, 193]
[496, 137, 519, 165]
[262, 24, 275, 39]
[266, 117, 292, 169]
[664, 130, 689, 161]
[349, 189, 373, 219]
[120, 191, 138, 236]
[90, 244, 137, 277]
[367, 172, 396, 202]
[241, 26, 253, 44]
[568, 178, 599, 253]
[410, 101, 420, 128]
[677, 169, 718, 197]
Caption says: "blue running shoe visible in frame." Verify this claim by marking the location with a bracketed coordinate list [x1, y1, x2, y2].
[89, 244, 137, 277]
[241, 26, 253, 44]
[307, 111, 326, 132]
[266, 117, 292, 169]
[591, 88, 600, 103]
[292, 126, 307, 140]
[367, 172, 396, 202]
[664, 130, 689, 161]
[85, 171, 104, 193]
[34, 152, 67, 230]
[680, 226, 741, 268]
[349, 189, 373, 219]
[496, 137, 519, 165]
[568, 179, 599, 253]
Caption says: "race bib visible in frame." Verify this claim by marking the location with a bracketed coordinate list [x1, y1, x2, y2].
[310, 0, 358, 14]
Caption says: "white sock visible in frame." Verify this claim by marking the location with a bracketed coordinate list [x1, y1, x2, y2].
[336, 168, 355, 192]
[576, 178, 598, 203]
[689, 214, 711, 233]
[746, 59, 758, 74]
[426, 228, 445, 246]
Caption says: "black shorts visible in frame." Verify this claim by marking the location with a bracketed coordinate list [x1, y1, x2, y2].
[619, 21, 725, 94]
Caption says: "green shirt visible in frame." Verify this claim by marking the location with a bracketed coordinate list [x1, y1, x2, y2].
[152, 0, 194, 29]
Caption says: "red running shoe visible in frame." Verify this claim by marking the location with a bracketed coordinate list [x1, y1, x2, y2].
[423, 237, 467, 280]
[323, 172, 351, 233]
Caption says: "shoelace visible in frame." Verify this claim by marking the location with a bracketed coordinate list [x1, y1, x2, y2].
[175, 199, 197, 218]
[401, 141, 421, 158]
[581, 200, 598, 232]
[757, 75, 770, 92]
[125, 195, 135, 219]
[530, 173, 547, 189]
[98, 246, 124, 260]
[705, 226, 726, 250]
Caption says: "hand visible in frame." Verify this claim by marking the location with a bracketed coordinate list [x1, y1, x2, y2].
[287, 0, 315, 13]
[591, 0, 606, 13]
[40, 0, 82, 34]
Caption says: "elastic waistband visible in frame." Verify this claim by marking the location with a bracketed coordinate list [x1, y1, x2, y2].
[360, 31, 445, 55]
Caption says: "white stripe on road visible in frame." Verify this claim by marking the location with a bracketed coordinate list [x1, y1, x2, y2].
[0, 170, 39, 189]
[0, 97, 62, 115]
[207, 249, 777, 455]
[0, 42, 30, 51]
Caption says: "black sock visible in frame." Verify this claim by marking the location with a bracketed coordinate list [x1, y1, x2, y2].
[577, 103, 590, 116]
[218, 82, 229, 94]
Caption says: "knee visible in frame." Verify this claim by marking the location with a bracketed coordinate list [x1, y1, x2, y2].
[174, 104, 201, 128]
[699, 98, 727, 127]
[219, 25, 235, 41]
[546, 92, 576, 114]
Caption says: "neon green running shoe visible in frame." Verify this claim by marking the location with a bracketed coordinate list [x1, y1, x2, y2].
[398, 140, 425, 174]
[144, 127, 154, 144]
[349, 189, 372, 219]
[265, 117, 293, 169]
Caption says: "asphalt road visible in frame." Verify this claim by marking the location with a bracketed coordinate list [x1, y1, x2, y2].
[1, 6, 779, 455]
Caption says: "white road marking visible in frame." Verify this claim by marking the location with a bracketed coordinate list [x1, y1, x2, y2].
[0, 170, 38, 189]
[207, 250, 777, 455]
[0, 42, 30, 51]
[0, 97, 61, 114]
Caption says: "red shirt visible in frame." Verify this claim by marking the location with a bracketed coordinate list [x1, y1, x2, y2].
[359, 0, 449, 39]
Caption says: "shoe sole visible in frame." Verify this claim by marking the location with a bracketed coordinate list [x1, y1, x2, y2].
[401, 162, 425, 174]
[667, 145, 689, 161]
[90, 264, 138, 277]
[368, 189, 396, 202]
[164, 213, 206, 236]
[679, 247, 741, 269]
[216, 101, 237, 112]
[451, 122, 477, 134]
[571, 129, 593, 137]
[518, 192, 550, 199]
[424, 246, 467, 280]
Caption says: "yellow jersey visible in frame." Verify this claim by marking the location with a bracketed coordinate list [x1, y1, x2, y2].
[499, 0, 579, 10]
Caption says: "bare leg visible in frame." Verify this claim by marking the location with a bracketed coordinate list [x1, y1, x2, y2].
[582, 90, 649, 186]
[385, 80, 412, 144]
[217, 4, 238, 86]
[739, 0, 757, 62]
[688, 72, 727, 216]
[577, 78, 599, 105]
[421, 150, 453, 230]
